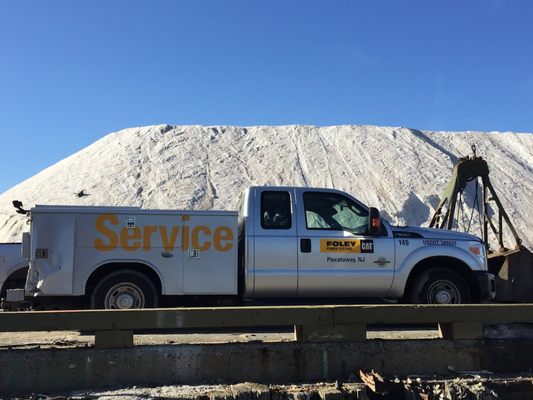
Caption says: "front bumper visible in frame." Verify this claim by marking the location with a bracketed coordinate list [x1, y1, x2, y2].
[471, 271, 496, 301]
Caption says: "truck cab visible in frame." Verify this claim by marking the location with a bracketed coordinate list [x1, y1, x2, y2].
[241, 186, 494, 303]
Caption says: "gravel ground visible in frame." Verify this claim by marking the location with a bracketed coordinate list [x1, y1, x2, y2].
[8, 376, 533, 400]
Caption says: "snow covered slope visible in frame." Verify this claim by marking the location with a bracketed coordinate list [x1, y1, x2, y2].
[0, 125, 531, 249]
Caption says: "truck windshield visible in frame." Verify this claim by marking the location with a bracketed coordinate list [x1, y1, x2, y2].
[303, 192, 369, 234]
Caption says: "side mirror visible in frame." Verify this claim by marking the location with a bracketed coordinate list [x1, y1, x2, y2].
[368, 207, 381, 235]
[12, 200, 28, 215]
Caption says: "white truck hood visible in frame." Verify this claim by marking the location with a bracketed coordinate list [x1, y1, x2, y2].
[391, 225, 482, 242]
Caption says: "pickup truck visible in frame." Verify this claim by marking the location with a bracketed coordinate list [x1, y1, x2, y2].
[9, 186, 495, 309]
[0, 243, 28, 307]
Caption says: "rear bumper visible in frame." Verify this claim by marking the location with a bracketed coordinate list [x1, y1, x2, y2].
[471, 271, 496, 301]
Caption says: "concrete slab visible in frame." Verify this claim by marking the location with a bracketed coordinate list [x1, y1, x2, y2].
[439, 322, 483, 339]
[294, 324, 366, 342]
[2, 339, 533, 396]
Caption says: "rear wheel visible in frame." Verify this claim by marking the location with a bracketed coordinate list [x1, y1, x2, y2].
[0, 268, 28, 299]
[91, 270, 158, 309]
[407, 268, 471, 304]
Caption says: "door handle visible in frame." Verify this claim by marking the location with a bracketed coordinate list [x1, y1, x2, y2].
[374, 257, 390, 267]
[300, 238, 311, 253]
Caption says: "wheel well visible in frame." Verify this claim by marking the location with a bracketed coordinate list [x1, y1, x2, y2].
[404, 256, 477, 299]
[1, 267, 29, 297]
[85, 262, 162, 296]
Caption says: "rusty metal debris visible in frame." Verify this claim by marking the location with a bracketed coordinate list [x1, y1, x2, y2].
[429, 146, 522, 251]
[429, 146, 533, 302]
[358, 369, 504, 399]
[358, 369, 404, 397]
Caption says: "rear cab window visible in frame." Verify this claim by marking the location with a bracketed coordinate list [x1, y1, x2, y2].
[261, 191, 292, 229]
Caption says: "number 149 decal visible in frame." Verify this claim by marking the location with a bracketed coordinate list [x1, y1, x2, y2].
[398, 239, 410, 246]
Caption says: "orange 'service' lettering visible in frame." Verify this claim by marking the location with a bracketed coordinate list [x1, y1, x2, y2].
[143, 226, 157, 251]
[192, 226, 211, 251]
[94, 214, 119, 251]
[214, 226, 234, 251]
[94, 214, 234, 253]
[159, 226, 180, 252]
[181, 224, 190, 250]
[120, 227, 142, 252]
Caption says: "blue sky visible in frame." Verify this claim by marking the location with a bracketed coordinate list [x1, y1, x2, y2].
[1, 0, 532, 193]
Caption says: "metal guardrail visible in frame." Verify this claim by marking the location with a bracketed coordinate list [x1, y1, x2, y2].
[1, 304, 533, 348]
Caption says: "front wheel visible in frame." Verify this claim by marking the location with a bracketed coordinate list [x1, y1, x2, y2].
[407, 268, 471, 304]
[91, 270, 158, 309]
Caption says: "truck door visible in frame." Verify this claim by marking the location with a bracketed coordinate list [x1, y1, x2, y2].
[253, 188, 298, 297]
[296, 189, 395, 297]
[31, 213, 76, 295]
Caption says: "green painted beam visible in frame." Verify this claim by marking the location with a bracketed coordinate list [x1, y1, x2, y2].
[332, 304, 533, 325]
[0, 305, 334, 332]
[1, 304, 532, 333]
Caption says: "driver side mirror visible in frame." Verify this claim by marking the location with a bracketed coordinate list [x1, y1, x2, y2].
[368, 207, 381, 235]
[13, 200, 28, 215]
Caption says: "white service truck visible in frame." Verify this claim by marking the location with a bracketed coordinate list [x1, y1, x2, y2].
[7, 186, 495, 309]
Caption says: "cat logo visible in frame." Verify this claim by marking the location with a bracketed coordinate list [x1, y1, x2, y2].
[320, 239, 374, 253]
[360, 240, 374, 253]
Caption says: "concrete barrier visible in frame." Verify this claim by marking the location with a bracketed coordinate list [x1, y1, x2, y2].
[1, 339, 533, 396]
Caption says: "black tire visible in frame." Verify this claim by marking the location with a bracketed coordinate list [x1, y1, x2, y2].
[1, 267, 28, 299]
[407, 268, 471, 304]
[91, 270, 158, 309]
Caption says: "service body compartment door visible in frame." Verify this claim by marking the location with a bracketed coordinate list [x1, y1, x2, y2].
[75, 211, 185, 296]
[296, 189, 395, 297]
[182, 212, 238, 294]
[253, 188, 298, 297]
[30, 213, 75, 295]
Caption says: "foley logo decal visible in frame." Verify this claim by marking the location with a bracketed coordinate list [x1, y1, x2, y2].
[320, 239, 374, 253]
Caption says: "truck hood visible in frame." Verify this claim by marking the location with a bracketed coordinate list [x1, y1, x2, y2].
[391, 225, 482, 242]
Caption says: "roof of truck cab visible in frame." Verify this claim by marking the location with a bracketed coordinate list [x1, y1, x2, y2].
[248, 185, 340, 191]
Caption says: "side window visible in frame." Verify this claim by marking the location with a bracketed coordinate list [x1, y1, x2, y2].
[261, 191, 292, 229]
[303, 192, 369, 234]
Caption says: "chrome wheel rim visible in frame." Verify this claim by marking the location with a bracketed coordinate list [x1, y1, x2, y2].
[104, 283, 145, 309]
